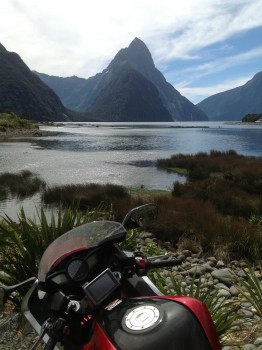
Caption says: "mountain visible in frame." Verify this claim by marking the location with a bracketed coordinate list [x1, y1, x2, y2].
[85, 66, 172, 122]
[0, 43, 71, 122]
[36, 38, 208, 122]
[197, 72, 262, 121]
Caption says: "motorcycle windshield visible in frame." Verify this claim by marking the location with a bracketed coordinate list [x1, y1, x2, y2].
[38, 221, 126, 283]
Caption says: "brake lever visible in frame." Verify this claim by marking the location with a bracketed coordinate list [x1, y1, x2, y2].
[147, 252, 169, 261]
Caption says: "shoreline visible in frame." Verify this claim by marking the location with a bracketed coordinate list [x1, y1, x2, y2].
[0, 127, 55, 141]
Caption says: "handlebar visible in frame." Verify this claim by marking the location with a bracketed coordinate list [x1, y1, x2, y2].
[132, 254, 182, 276]
[148, 259, 182, 269]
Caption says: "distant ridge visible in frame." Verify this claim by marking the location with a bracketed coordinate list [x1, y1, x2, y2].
[0, 43, 72, 122]
[197, 71, 262, 121]
[35, 38, 208, 122]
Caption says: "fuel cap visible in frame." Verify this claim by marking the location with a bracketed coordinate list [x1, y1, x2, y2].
[124, 305, 160, 331]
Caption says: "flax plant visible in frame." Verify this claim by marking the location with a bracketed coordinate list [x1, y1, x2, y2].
[0, 206, 104, 307]
[235, 262, 262, 319]
[150, 270, 243, 343]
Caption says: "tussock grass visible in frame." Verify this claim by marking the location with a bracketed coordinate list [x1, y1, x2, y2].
[157, 150, 262, 194]
[42, 183, 130, 207]
[154, 151, 262, 260]
[151, 195, 262, 260]
[0, 170, 46, 198]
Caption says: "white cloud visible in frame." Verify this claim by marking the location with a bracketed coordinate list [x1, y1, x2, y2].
[1, 0, 262, 103]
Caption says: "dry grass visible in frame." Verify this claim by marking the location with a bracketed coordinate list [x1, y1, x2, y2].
[222, 321, 262, 347]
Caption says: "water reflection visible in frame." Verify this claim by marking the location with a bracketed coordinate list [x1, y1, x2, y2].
[0, 122, 261, 220]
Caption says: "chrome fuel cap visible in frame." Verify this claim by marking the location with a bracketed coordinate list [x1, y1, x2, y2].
[124, 305, 160, 331]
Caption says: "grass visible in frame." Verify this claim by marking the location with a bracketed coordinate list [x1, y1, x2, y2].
[0, 112, 37, 131]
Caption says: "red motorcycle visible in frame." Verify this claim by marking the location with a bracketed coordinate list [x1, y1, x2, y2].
[0, 204, 221, 350]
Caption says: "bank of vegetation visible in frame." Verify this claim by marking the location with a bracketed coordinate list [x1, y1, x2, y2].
[0, 151, 262, 345]
[242, 113, 262, 123]
[0, 151, 261, 261]
[0, 112, 38, 132]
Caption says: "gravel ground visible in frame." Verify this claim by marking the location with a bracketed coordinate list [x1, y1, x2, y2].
[0, 314, 44, 350]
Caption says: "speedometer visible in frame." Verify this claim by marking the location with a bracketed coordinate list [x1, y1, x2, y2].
[67, 258, 89, 282]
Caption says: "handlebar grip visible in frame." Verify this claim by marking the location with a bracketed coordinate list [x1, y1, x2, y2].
[149, 259, 182, 269]
[44, 337, 57, 350]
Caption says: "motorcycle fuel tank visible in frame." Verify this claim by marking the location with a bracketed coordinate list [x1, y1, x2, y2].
[96, 297, 213, 350]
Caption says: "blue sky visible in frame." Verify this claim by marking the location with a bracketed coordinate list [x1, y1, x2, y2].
[1, 0, 262, 103]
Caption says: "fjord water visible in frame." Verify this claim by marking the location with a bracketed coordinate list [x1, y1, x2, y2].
[0, 122, 261, 218]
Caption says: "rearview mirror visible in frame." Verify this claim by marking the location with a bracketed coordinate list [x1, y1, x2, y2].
[0, 286, 6, 313]
[122, 204, 157, 229]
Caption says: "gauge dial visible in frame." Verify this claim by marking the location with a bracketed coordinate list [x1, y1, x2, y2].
[67, 258, 89, 282]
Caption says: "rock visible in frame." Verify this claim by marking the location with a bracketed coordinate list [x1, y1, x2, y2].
[187, 265, 208, 276]
[237, 269, 247, 278]
[217, 289, 231, 298]
[254, 338, 262, 346]
[211, 268, 234, 286]
[181, 250, 192, 257]
[242, 345, 256, 350]
[214, 283, 230, 292]
[217, 260, 226, 267]
[229, 285, 240, 296]
[238, 309, 254, 319]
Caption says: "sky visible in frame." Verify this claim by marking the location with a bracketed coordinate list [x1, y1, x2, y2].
[1, 0, 262, 104]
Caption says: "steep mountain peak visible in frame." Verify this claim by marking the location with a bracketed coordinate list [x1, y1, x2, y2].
[36, 38, 208, 121]
[108, 37, 154, 72]
[0, 43, 7, 53]
[129, 37, 149, 50]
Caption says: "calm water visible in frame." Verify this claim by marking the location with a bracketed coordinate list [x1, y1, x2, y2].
[0, 121, 261, 218]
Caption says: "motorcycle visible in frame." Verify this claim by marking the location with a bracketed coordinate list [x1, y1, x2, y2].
[0, 204, 221, 350]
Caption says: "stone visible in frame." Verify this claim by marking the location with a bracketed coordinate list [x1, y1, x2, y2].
[217, 260, 226, 267]
[214, 283, 230, 292]
[211, 268, 234, 286]
[181, 250, 192, 257]
[217, 289, 231, 298]
[242, 345, 256, 350]
[229, 285, 239, 296]
[187, 265, 208, 276]
[254, 338, 262, 346]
